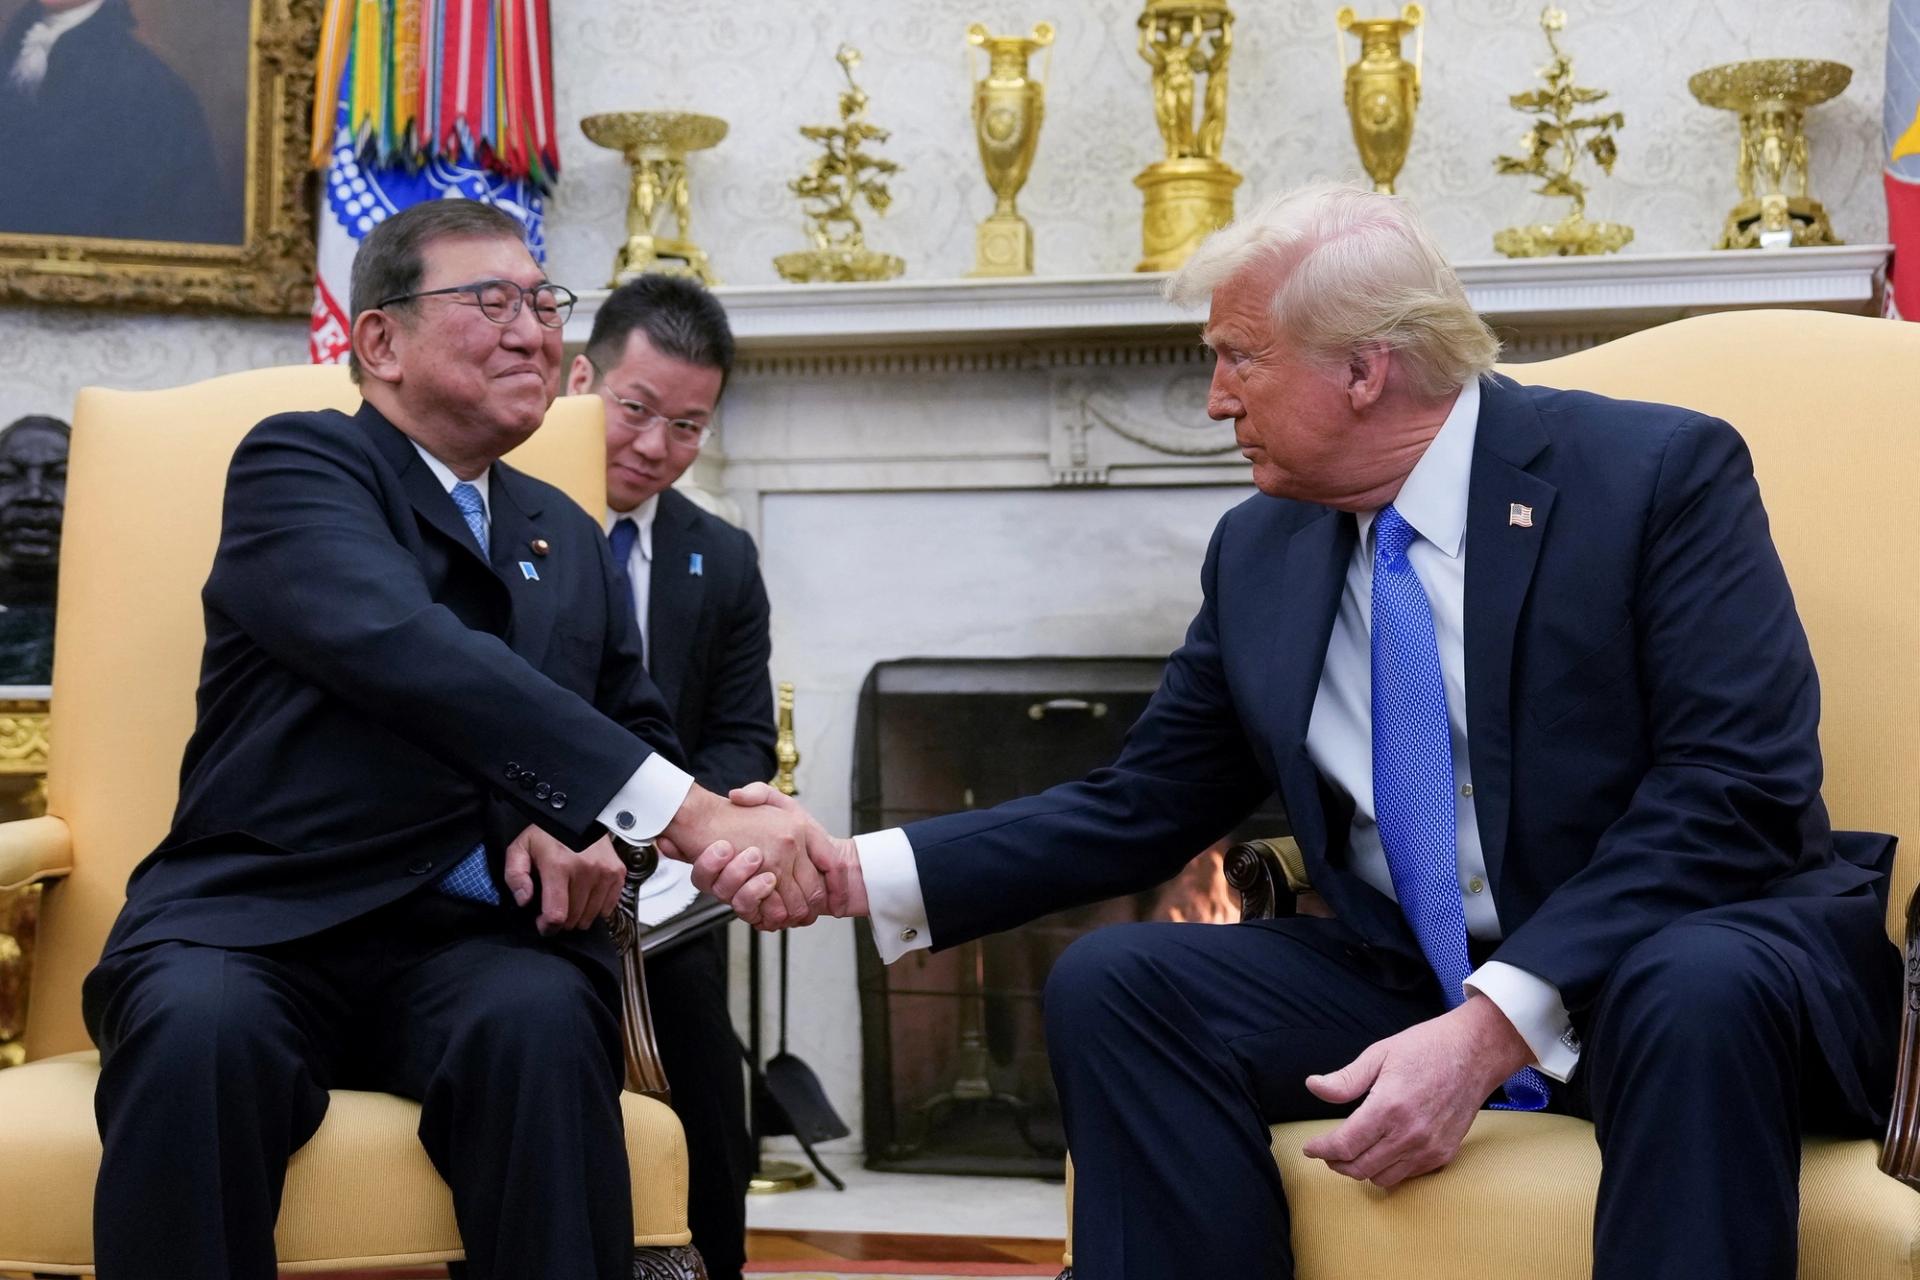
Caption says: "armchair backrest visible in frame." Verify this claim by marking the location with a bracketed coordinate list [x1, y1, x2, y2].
[24, 365, 606, 1058]
[1504, 310, 1920, 943]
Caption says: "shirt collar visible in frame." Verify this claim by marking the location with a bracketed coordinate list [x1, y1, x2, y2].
[1355, 376, 1480, 560]
[31, 0, 103, 40]
[606, 493, 661, 563]
[410, 440, 489, 508]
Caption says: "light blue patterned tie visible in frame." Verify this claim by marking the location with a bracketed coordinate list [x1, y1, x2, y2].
[1371, 505, 1547, 1111]
[435, 482, 502, 907]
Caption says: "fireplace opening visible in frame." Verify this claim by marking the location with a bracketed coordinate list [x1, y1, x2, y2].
[852, 657, 1287, 1177]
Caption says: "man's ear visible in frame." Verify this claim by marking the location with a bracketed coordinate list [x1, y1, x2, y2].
[1345, 345, 1391, 413]
[351, 310, 404, 387]
[565, 352, 596, 397]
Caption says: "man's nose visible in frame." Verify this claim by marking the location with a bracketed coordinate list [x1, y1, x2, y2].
[1206, 361, 1243, 421]
[501, 297, 545, 350]
[629, 424, 668, 460]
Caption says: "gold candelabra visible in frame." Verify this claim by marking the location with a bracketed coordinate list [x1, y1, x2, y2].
[1492, 7, 1631, 258]
[1133, 0, 1241, 273]
[774, 45, 906, 283]
[967, 21, 1055, 277]
[580, 111, 729, 286]
[1689, 58, 1851, 249]
[1335, 4, 1423, 195]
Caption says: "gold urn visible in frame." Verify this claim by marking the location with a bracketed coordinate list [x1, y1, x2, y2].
[1336, 4, 1424, 195]
[967, 22, 1055, 277]
[580, 111, 729, 286]
[1689, 58, 1851, 249]
[1134, 0, 1241, 273]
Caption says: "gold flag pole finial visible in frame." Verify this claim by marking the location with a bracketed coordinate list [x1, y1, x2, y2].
[774, 682, 800, 798]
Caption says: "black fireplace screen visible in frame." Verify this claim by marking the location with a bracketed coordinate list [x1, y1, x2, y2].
[852, 657, 1286, 1177]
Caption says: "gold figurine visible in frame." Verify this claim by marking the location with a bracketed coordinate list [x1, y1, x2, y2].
[580, 111, 729, 286]
[1133, 0, 1241, 273]
[967, 21, 1055, 277]
[1689, 59, 1851, 249]
[1335, 4, 1423, 195]
[1492, 8, 1631, 258]
[774, 45, 906, 284]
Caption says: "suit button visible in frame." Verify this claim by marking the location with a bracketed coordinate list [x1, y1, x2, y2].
[406, 858, 434, 876]
[615, 810, 635, 831]
[534, 782, 552, 800]
[550, 792, 567, 810]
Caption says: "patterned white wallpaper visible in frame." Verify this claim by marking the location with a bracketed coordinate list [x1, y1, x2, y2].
[0, 0, 1889, 423]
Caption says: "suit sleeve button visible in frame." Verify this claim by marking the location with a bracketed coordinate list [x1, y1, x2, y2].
[406, 858, 434, 876]
[505, 763, 522, 781]
[534, 782, 552, 800]
[550, 793, 567, 809]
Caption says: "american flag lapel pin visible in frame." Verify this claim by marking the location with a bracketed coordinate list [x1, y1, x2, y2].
[1508, 503, 1534, 529]
[689, 552, 704, 577]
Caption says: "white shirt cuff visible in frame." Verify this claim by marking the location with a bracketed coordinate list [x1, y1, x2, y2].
[595, 753, 695, 844]
[1464, 960, 1581, 1082]
[857, 827, 932, 964]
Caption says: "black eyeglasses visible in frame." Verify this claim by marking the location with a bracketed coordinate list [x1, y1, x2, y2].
[377, 278, 577, 329]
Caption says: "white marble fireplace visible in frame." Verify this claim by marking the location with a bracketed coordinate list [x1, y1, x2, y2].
[569, 247, 1887, 1156]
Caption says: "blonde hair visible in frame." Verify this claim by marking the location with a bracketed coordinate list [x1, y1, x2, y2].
[1166, 183, 1498, 400]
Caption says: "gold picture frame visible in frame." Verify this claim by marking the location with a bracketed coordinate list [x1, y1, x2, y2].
[0, 0, 321, 316]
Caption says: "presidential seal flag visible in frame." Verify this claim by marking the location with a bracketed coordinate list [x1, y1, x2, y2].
[1886, 0, 1920, 318]
[308, 0, 559, 364]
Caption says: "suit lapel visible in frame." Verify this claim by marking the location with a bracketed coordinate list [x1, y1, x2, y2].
[1462, 376, 1556, 893]
[357, 403, 497, 574]
[486, 464, 559, 669]
[646, 491, 704, 714]
[1265, 508, 1355, 857]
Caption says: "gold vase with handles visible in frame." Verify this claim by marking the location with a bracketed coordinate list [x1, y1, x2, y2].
[1336, 4, 1423, 194]
[967, 22, 1054, 277]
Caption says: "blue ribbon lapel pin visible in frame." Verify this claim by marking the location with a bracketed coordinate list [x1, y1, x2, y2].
[689, 552, 703, 577]
[519, 561, 540, 581]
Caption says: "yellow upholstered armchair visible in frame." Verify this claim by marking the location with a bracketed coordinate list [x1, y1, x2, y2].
[1061, 309, 1920, 1279]
[0, 366, 704, 1278]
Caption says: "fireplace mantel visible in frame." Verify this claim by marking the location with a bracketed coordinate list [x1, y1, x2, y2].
[569, 245, 1888, 354]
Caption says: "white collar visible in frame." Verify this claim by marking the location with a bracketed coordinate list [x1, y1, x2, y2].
[410, 440, 489, 507]
[1355, 376, 1480, 559]
[606, 493, 661, 562]
[29, 0, 104, 41]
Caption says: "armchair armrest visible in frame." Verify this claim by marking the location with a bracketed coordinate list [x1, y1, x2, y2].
[1879, 884, 1920, 1187]
[1224, 836, 1308, 922]
[0, 815, 72, 892]
[608, 840, 671, 1104]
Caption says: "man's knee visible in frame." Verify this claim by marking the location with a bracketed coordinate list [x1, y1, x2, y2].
[449, 952, 618, 1075]
[95, 946, 297, 1079]
[1043, 923, 1184, 1046]
[1591, 922, 1798, 1058]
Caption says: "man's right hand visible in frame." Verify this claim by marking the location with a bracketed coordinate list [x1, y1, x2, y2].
[659, 784, 831, 928]
[691, 782, 870, 922]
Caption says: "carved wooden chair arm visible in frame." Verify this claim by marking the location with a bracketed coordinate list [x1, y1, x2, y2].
[0, 815, 71, 892]
[1879, 883, 1920, 1187]
[1224, 836, 1308, 922]
[608, 839, 671, 1103]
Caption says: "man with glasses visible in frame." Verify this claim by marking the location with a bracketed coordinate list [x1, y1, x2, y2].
[82, 200, 827, 1280]
[565, 275, 770, 1280]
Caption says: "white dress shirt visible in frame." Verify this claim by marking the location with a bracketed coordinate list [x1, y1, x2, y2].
[853, 379, 1580, 1081]
[411, 442, 694, 843]
[9, 0, 102, 92]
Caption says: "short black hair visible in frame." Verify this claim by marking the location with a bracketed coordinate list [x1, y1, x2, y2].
[582, 274, 735, 394]
[347, 200, 531, 383]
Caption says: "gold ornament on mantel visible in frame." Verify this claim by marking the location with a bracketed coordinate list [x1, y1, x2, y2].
[967, 21, 1055, 277]
[774, 45, 905, 284]
[1492, 8, 1631, 258]
[1133, 0, 1242, 273]
[1689, 58, 1851, 249]
[1336, 4, 1423, 195]
[580, 111, 729, 286]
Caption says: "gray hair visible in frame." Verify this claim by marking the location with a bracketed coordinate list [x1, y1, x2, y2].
[1166, 183, 1498, 400]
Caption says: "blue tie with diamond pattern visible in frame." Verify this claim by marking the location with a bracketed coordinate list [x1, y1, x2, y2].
[1371, 504, 1547, 1111]
[434, 481, 502, 907]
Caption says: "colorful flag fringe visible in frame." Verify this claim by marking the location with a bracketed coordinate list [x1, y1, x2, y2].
[308, 0, 559, 190]
[1885, 0, 1920, 317]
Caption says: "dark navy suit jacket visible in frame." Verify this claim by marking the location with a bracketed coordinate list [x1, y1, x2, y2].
[905, 376, 1898, 1119]
[102, 402, 686, 980]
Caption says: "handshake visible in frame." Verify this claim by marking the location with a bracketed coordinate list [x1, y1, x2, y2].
[657, 781, 867, 930]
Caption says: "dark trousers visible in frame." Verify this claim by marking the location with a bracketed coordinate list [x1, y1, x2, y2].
[1046, 912, 1895, 1280]
[83, 893, 633, 1280]
[648, 929, 753, 1280]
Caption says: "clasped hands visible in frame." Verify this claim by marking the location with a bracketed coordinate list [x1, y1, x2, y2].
[658, 781, 867, 929]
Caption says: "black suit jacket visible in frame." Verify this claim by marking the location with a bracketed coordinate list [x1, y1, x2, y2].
[103, 403, 686, 978]
[905, 376, 1897, 1117]
[642, 488, 777, 793]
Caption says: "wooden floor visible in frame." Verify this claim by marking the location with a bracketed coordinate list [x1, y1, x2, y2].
[748, 1229, 1064, 1266]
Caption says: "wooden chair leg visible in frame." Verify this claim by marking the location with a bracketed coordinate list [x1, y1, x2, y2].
[610, 840, 671, 1102]
[634, 1242, 709, 1278]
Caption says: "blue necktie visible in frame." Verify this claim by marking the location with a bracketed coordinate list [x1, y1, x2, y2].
[1371, 504, 1547, 1111]
[435, 482, 502, 907]
[607, 517, 644, 666]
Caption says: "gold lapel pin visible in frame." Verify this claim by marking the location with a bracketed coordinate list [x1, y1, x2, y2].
[530, 538, 551, 556]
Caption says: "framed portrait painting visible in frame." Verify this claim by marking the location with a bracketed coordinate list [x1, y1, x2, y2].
[0, 0, 320, 314]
